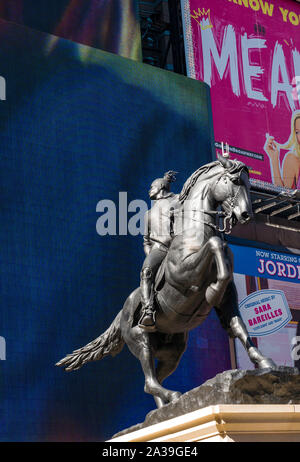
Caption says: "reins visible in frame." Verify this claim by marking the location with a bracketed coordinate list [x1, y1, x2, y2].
[182, 180, 242, 235]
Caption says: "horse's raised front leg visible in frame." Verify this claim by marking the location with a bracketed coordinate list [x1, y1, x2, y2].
[177, 235, 230, 306]
[205, 236, 231, 306]
[123, 326, 181, 406]
[217, 281, 277, 370]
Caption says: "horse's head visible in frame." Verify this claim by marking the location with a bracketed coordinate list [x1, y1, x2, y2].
[213, 157, 253, 226]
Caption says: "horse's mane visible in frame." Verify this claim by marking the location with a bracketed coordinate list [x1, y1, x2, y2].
[179, 159, 249, 203]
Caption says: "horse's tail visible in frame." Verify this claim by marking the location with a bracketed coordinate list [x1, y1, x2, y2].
[56, 310, 124, 371]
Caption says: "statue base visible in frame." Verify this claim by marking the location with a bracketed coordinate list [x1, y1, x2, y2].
[108, 366, 300, 442]
[108, 403, 300, 442]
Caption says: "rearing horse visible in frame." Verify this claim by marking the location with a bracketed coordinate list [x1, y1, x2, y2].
[56, 158, 276, 408]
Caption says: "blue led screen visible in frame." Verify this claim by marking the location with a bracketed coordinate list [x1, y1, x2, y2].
[0, 19, 231, 441]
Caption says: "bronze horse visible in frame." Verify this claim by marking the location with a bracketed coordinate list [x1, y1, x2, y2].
[56, 158, 276, 408]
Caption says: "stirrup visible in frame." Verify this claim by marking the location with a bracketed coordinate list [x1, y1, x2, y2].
[138, 307, 156, 331]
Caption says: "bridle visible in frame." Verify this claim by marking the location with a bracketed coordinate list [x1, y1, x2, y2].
[186, 173, 243, 235]
[212, 174, 242, 234]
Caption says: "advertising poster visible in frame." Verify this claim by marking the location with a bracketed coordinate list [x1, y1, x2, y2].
[181, 0, 300, 189]
[230, 244, 300, 369]
[0, 18, 225, 441]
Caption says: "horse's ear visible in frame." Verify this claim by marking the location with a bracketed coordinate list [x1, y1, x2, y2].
[217, 154, 231, 169]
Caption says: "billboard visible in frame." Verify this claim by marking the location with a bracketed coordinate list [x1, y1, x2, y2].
[0, 19, 226, 442]
[230, 244, 300, 369]
[181, 0, 300, 189]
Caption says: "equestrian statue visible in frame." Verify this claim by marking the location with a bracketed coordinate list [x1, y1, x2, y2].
[56, 157, 276, 408]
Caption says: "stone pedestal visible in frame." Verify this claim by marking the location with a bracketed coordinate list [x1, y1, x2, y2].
[108, 367, 300, 442]
[108, 404, 300, 442]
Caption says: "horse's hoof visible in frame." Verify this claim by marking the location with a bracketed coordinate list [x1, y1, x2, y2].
[258, 358, 277, 370]
[205, 285, 220, 306]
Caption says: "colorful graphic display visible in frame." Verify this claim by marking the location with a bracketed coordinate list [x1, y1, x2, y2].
[181, 0, 300, 188]
[0, 0, 142, 61]
[0, 19, 224, 442]
[230, 244, 300, 369]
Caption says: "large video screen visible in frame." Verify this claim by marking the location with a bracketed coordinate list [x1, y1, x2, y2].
[0, 19, 227, 441]
[181, 0, 300, 190]
[0, 0, 142, 60]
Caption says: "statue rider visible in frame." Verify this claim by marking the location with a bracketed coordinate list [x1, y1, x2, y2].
[138, 171, 179, 331]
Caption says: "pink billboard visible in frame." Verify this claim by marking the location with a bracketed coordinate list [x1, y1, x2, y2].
[181, 0, 300, 189]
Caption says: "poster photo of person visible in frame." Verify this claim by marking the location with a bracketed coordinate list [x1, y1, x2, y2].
[264, 111, 300, 189]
